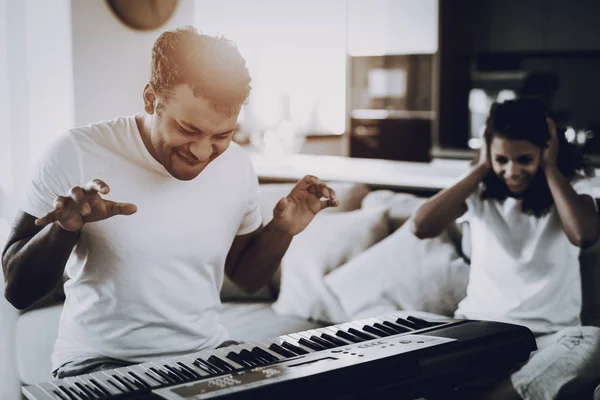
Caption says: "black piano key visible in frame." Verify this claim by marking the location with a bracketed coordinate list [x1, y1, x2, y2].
[362, 324, 391, 338]
[59, 382, 89, 400]
[252, 346, 282, 362]
[372, 322, 400, 336]
[88, 379, 112, 397]
[395, 317, 421, 330]
[89, 374, 123, 396]
[174, 364, 199, 380]
[163, 364, 189, 382]
[407, 315, 442, 327]
[149, 367, 177, 384]
[335, 330, 362, 343]
[298, 337, 327, 351]
[68, 384, 90, 400]
[175, 362, 202, 379]
[52, 390, 69, 400]
[127, 371, 152, 388]
[227, 351, 253, 368]
[381, 320, 411, 333]
[269, 342, 296, 358]
[144, 371, 166, 385]
[73, 382, 97, 399]
[199, 357, 226, 374]
[78, 380, 104, 398]
[208, 355, 235, 372]
[243, 348, 269, 365]
[111, 374, 138, 391]
[310, 335, 337, 349]
[281, 341, 310, 355]
[347, 327, 377, 341]
[238, 349, 263, 366]
[319, 333, 348, 347]
[57, 386, 79, 400]
[193, 359, 219, 375]
[112, 369, 147, 390]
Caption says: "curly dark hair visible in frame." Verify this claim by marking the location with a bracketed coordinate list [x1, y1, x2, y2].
[150, 26, 251, 115]
[477, 98, 594, 217]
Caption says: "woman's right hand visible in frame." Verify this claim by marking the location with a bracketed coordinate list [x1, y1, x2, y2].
[478, 137, 491, 170]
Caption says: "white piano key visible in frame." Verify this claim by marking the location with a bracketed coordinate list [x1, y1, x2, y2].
[22, 384, 57, 400]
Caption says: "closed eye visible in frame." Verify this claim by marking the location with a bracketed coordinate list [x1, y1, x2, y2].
[215, 133, 231, 140]
[495, 156, 508, 164]
[177, 124, 195, 135]
[516, 156, 533, 164]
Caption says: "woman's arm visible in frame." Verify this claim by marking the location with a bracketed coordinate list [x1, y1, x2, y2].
[543, 117, 599, 248]
[545, 166, 599, 248]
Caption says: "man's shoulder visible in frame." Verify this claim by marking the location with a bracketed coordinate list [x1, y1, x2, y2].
[219, 142, 255, 170]
[68, 115, 136, 145]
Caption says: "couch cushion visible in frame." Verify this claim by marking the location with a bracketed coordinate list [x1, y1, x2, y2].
[272, 207, 389, 321]
[361, 190, 425, 231]
[220, 182, 371, 302]
[325, 221, 470, 320]
[219, 302, 324, 342]
[16, 305, 62, 385]
[14, 302, 322, 385]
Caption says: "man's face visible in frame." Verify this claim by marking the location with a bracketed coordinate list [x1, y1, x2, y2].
[490, 136, 542, 195]
[149, 84, 239, 181]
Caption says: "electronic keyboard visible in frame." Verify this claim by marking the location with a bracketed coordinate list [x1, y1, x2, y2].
[23, 312, 537, 400]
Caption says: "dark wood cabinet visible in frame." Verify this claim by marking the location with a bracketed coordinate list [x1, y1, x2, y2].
[544, 0, 600, 52]
[460, 0, 600, 53]
[470, 0, 545, 53]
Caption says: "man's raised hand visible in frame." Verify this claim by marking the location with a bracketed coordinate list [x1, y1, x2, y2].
[34, 179, 137, 232]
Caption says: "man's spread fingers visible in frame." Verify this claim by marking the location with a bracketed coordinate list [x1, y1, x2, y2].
[84, 179, 110, 195]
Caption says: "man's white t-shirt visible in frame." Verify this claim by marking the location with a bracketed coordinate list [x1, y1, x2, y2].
[21, 115, 263, 371]
[455, 179, 595, 334]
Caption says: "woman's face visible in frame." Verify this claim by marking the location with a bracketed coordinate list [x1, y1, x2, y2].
[490, 136, 543, 195]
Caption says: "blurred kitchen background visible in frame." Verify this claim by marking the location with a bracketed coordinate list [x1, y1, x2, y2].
[2, 0, 600, 229]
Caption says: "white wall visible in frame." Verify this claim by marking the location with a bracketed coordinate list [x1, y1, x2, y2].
[1, 0, 73, 223]
[71, 0, 195, 126]
[348, 0, 438, 56]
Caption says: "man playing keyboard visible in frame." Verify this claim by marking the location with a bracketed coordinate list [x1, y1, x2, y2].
[1, 26, 338, 379]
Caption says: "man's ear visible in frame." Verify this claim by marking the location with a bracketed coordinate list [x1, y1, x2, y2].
[143, 83, 157, 115]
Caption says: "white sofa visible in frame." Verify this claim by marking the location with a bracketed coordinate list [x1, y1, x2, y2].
[0, 182, 372, 399]
[3, 181, 600, 399]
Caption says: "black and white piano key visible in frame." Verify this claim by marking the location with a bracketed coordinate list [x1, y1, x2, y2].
[235, 343, 277, 365]
[71, 376, 109, 399]
[75, 374, 114, 398]
[38, 381, 86, 400]
[86, 373, 124, 396]
[166, 358, 207, 381]
[269, 336, 315, 356]
[62, 377, 98, 399]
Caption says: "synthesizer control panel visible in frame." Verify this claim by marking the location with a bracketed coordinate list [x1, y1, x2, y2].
[153, 334, 455, 399]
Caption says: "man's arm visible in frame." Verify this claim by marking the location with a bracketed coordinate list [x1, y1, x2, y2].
[224, 223, 292, 294]
[3, 179, 137, 310]
[225, 175, 338, 294]
[2, 211, 79, 310]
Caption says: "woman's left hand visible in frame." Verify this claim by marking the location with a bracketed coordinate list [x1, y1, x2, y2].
[543, 117, 559, 169]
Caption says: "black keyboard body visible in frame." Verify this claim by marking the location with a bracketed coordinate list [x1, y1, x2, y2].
[23, 312, 537, 400]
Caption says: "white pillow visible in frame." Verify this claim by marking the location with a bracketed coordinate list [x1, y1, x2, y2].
[272, 207, 389, 321]
[219, 182, 370, 302]
[361, 190, 426, 231]
[324, 220, 470, 321]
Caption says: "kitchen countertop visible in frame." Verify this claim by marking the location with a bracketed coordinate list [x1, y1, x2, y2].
[245, 149, 600, 198]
